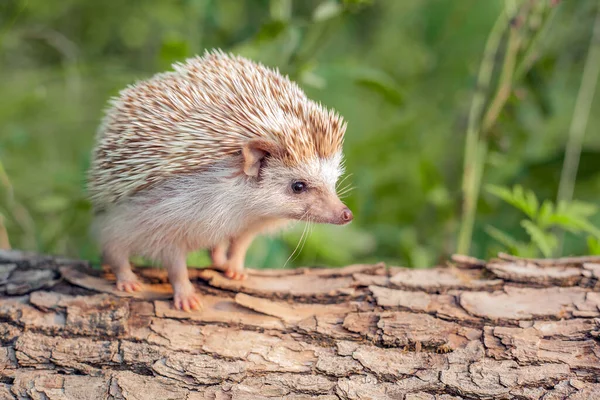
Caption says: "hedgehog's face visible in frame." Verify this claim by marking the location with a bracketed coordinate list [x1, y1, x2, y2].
[243, 140, 353, 225]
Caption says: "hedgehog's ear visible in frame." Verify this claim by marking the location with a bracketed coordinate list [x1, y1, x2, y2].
[242, 139, 283, 177]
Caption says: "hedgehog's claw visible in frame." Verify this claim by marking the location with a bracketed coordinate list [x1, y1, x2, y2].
[174, 291, 202, 312]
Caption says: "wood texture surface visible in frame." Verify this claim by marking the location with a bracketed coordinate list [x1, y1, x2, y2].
[0, 250, 599, 399]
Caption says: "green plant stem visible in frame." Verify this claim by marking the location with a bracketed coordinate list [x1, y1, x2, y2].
[481, 13, 525, 134]
[458, 141, 490, 256]
[556, 3, 600, 254]
[0, 214, 10, 250]
[514, 1, 558, 81]
[459, 0, 569, 256]
[457, 0, 546, 256]
[0, 159, 36, 249]
[457, 4, 512, 255]
[270, 0, 292, 21]
[0, 161, 12, 249]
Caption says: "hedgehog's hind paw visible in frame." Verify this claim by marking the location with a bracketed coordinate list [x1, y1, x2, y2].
[224, 267, 247, 281]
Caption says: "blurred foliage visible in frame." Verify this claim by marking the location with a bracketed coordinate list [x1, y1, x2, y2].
[1, 0, 600, 268]
[485, 184, 600, 257]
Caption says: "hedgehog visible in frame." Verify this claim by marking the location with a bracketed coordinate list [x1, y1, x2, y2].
[88, 49, 353, 311]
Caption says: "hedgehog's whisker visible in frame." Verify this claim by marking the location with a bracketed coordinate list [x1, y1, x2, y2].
[338, 184, 354, 194]
[283, 211, 311, 269]
[282, 224, 307, 269]
[292, 218, 312, 265]
[336, 173, 353, 190]
[337, 178, 354, 193]
[337, 184, 355, 198]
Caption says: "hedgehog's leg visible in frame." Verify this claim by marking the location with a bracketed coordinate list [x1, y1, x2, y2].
[224, 219, 288, 280]
[223, 232, 255, 281]
[210, 241, 229, 270]
[162, 248, 202, 312]
[102, 246, 142, 293]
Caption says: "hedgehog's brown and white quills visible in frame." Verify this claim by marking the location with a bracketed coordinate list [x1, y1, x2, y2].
[88, 50, 351, 312]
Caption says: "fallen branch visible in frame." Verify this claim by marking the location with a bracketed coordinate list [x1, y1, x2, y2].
[0, 250, 599, 399]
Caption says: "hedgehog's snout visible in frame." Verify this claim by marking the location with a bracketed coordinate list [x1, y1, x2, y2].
[341, 207, 353, 224]
[331, 206, 353, 225]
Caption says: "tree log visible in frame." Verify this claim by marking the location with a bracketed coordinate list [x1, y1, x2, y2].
[0, 250, 599, 399]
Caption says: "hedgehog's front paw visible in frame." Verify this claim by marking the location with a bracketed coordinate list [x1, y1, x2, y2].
[173, 284, 202, 312]
[223, 263, 247, 281]
[116, 272, 142, 293]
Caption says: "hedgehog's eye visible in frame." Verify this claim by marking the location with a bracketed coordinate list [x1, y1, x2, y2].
[291, 181, 307, 194]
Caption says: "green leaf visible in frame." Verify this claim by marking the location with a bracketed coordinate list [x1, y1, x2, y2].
[256, 21, 288, 42]
[486, 184, 516, 205]
[514, 243, 541, 258]
[485, 225, 522, 251]
[521, 220, 557, 258]
[548, 214, 600, 238]
[409, 245, 433, 269]
[588, 236, 600, 255]
[547, 213, 583, 234]
[572, 219, 600, 239]
[119, 17, 150, 49]
[300, 70, 327, 89]
[342, 0, 374, 4]
[487, 185, 539, 219]
[524, 188, 539, 220]
[298, 62, 326, 89]
[536, 200, 554, 229]
[556, 200, 598, 218]
[513, 185, 537, 219]
[313, 0, 343, 22]
[270, 0, 292, 22]
[231, 22, 300, 68]
[487, 184, 528, 215]
[34, 195, 70, 213]
[333, 66, 404, 105]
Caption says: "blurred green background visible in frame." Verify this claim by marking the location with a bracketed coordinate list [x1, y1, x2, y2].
[1, 0, 600, 269]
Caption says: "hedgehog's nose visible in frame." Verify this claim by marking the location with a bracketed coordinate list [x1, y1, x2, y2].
[341, 207, 353, 223]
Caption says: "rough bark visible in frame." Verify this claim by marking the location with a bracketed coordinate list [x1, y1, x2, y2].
[0, 250, 599, 399]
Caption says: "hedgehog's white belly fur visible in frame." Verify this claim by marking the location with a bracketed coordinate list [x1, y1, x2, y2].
[93, 164, 289, 261]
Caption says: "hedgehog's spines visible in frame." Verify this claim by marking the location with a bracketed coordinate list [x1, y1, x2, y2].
[88, 49, 347, 210]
